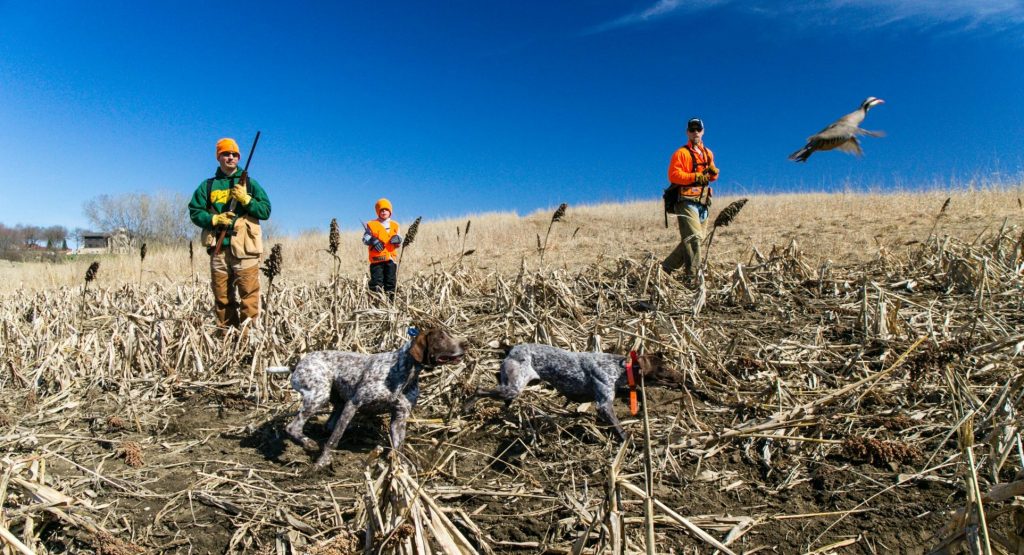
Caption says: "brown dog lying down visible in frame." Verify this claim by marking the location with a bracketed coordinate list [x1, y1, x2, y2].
[470, 343, 681, 440]
[267, 328, 468, 468]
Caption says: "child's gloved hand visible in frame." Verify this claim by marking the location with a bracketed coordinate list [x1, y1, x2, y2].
[389, 235, 402, 245]
[371, 239, 386, 252]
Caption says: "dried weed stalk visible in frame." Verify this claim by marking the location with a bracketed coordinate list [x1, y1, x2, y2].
[540, 202, 567, 265]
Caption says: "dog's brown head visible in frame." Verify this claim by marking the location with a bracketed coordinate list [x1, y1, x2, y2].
[408, 327, 468, 367]
[635, 353, 685, 386]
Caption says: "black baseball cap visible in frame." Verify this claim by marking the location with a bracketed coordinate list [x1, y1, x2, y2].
[687, 118, 704, 131]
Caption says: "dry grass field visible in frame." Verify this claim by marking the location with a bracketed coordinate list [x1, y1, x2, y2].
[2, 188, 1021, 292]
[1, 188, 1023, 554]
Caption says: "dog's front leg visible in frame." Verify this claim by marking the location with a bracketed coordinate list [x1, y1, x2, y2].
[597, 402, 629, 441]
[389, 402, 411, 450]
[314, 402, 358, 469]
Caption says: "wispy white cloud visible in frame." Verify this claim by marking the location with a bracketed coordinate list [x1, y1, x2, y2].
[586, 0, 1024, 35]
[583, 0, 725, 35]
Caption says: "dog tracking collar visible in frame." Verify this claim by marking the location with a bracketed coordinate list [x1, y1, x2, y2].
[407, 327, 419, 337]
[625, 351, 639, 416]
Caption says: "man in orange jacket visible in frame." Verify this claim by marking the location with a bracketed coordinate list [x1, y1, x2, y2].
[362, 198, 402, 299]
[662, 117, 719, 279]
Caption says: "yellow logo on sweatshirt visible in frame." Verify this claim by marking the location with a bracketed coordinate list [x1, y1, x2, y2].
[210, 189, 230, 205]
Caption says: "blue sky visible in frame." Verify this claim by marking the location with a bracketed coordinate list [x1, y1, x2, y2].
[1, 1, 1023, 234]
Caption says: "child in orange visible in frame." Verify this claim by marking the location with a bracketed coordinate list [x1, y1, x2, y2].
[362, 198, 401, 298]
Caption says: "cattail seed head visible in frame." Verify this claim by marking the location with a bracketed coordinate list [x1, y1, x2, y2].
[713, 198, 748, 228]
[261, 243, 283, 281]
[140, 243, 147, 262]
[402, 217, 422, 248]
[551, 203, 567, 223]
[536, 234, 542, 250]
[85, 261, 100, 283]
[328, 218, 340, 255]
[464, 220, 471, 237]
[939, 197, 951, 216]
[188, 240, 193, 261]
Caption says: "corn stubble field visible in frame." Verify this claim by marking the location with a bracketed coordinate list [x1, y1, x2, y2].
[1, 190, 1023, 554]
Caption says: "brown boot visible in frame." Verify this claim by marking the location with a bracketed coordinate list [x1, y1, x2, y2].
[211, 270, 239, 327]
[236, 265, 261, 323]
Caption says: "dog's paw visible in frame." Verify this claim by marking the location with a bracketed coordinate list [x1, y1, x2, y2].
[307, 456, 331, 475]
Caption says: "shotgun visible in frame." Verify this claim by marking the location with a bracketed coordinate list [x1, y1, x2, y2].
[213, 131, 261, 256]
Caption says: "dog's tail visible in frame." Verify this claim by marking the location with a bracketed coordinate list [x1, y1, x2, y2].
[266, 366, 292, 375]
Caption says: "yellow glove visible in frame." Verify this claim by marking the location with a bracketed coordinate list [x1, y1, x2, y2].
[694, 172, 710, 186]
[707, 165, 719, 177]
[230, 184, 251, 205]
[211, 212, 235, 227]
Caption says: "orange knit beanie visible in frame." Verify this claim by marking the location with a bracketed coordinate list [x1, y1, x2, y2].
[216, 138, 240, 157]
[375, 198, 393, 216]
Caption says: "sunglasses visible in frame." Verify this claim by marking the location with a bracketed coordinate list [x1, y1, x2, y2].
[220, 152, 240, 158]
[687, 127, 703, 132]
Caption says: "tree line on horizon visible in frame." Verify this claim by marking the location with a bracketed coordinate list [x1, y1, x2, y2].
[1, 190, 196, 261]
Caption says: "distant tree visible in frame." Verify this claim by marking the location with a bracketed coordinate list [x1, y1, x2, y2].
[61, 238, 68, 250]
[0, 223, 19, 251]
[83, 191, 191, 244]
[43, 225, 67, 250]
[71, 228, 87, 251]
[17, 225, 42, 248]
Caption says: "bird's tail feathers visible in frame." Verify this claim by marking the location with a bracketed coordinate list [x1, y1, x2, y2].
[788, 146, 812, 162]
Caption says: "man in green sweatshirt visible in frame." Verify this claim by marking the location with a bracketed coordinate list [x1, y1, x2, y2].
[188, 137, 272, 328]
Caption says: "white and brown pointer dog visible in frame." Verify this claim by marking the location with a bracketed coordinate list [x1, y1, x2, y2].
[268, 327, 467, 468]
[470, 343, 681, 440]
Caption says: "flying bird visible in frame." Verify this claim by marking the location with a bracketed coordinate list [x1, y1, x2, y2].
[789, 97, 885, 162]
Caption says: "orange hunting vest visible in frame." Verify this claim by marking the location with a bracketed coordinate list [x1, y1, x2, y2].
[668, 144, 716, 201]
[366, 220, 400, 264]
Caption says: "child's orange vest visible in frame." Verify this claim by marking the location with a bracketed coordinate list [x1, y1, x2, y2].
[366, 220, 400, 264]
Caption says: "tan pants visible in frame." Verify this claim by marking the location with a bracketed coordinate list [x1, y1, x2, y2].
[210, 250, 260, 327]
[662, 201, 707, 277]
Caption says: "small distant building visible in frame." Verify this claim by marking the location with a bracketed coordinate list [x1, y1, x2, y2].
[78, 228, 134, 254]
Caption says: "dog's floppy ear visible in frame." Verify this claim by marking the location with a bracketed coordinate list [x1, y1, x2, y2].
[408, 330, 430, 365]
[638, 353, 685, 384]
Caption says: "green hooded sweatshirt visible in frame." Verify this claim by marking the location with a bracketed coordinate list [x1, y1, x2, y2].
[188, 168, 272, 246]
